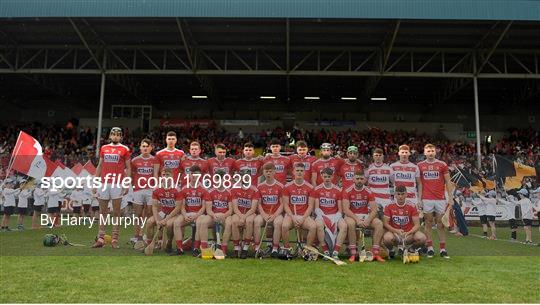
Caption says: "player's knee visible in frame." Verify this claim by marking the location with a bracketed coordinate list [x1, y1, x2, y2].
[338, 221, 347, 231]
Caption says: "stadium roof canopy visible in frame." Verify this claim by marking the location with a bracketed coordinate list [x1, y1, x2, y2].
[1, 0, 539, 107]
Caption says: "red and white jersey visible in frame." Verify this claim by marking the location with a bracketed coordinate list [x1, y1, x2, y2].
[181, 156, 208, 176]
[365, 163, 393, 206]
[338, 160, 363, 190]
[156, 148, 185, 183]
[263, 154, 291, 184]
[179, 186, 209, 213]
[310, 184, 342, 215]
[283, 180, 313, 216]
[289, 154, 317, 182]
[207, 157, 235, 175]
[99, 143, 130, 184]
[384, 202, 419, 232]
[131, 155, 158, 191]
[417, 159, 449, 201]
[257, 180, 284, 214]
[342, 185, 375, 215]
[390, 161, 420, 203]
[233, 158, 261, 186]
[231, 186, 260, 214]
[207, 188, 231, 214]
[311, 157, 344, 185]
[152, 188, 181, 215]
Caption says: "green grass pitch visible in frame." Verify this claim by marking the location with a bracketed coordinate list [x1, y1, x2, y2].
[1, 217, 539, 303]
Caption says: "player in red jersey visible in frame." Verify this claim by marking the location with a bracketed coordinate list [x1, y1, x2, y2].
[230, 169, 260, 259]
[342, 170, 385, 262]
[262, 138, 291, 184]
[311, 143, 344, 186]
[173, 165, 209, 256]
[207, 143, 235, 175]
[145, 169, 183, 252]
[417, 143, 454, 259]
[155, 131, 185, 188]
[311, 167, 347, 259]
[233, 142, 262, 186]
[390, 145, 421, 207]
[365, 148, 394, 213]
[281, 163, 317, 251]
[130, 138, 159, 242]
[254, 162, 284, 258]
[382, 185, 426, 258]
[93, 127, 131, 248]
[338, 146, 363, 190]
[181, 141, 208, 177]
[199, 170, 233, 256]
[288, 140, 316, 182]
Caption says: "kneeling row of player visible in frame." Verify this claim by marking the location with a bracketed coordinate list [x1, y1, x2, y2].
[144, 163, 426, 261]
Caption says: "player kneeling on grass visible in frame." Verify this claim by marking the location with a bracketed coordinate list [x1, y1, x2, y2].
[254, 162, 284, 258]
[173, 165, 209, 256]
[382, 185, 426, 258]
[230, 170, 259, 258]
[282, 163, 317, 254]
[342, 170, 385, 262]
[146, 169, 182, 252]
[311, 167, 347, 259]
[199, 170, 233, 256]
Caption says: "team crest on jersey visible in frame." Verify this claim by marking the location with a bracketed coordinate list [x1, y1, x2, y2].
[104, 154, 120, 163]
[319, 197, 336, 207]
[350, 200, 368, 209]
[396, 172, 413, 180]
[185, 197, 202, 206]
[262, 195, 279, 204]
[164, 160, 180, 168]
[237, 198, 252, 208]
[291, 195, 307, 204]
[392, 215, 410, 225]
[160, 198, 176, 207]
[370, 176, 388, 183]
[213, 200, 228, 209]
[137, 167, 153, 175]
[423, 171, 440, 180]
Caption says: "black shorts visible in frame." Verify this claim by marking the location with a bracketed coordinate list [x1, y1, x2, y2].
[509, 218, 518, 229]
[17, 207, 27, 215]
[72, 206, 81, 214]
[480, 215, 488, 224]
[33, 205, 43, 212]
[48, 207, 60, 214]
[523, 219, 532, 226]
[92, 206, 99, 211]
[3, 206, 14, 216]
[486, 215, 496, 222]
[83, 205, 91, 212]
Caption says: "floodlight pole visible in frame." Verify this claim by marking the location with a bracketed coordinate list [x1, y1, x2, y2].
[473, 53, 482, 170]
[96, 53, 107, 154]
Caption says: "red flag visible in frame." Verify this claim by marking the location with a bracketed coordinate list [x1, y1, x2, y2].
[83, 161, 96, 176]
[71, 163, 83, 175]
[9, 131, 49, 179]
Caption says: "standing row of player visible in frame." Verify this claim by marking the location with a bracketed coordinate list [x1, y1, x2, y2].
[92, 128, 454, 260]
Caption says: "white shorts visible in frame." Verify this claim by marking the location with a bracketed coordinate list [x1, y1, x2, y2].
[133, 189, 153, 205]
[97, 184, 123, 200]
[423, 199, 447, 214]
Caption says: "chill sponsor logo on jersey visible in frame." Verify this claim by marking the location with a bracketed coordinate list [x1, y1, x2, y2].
[240, 166, 257, 175]
[213, 200, 228, 209]
[213, 167, 229, 174]
[262, 194, 279, 205]
[159, 198, 176, 207]
[391, 215, 410, 226]
[137, 167, 153, 175]
[344, 172, 355, 180]
[423, 171, 440, 180]
[350, 199, 368, 209]
[164, 159, 180, 169]
[185, 196, 202, 206]
[370, 176, 388, 183]
[295, 162, 311, 170]
[291, 195, 307, 204]
[274, 164, 285, 173]
[237, 197, 252, 208]
[395, 172, 413, 180]
[104, 154, 120, 163]
[319, 197, 336, 207]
